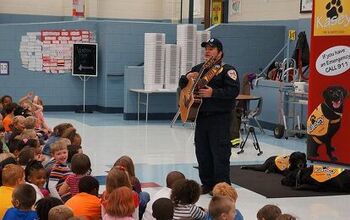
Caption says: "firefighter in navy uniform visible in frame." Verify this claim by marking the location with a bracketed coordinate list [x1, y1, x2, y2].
[179, 38, 240, 194]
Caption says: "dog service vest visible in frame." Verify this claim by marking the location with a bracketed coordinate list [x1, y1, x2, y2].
[307, 105, 330, 136]
[274, 155, 290, 171]
[310, 165, 344, 183]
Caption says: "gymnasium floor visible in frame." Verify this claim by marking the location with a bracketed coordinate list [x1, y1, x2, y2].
[45, 112, 349, 220]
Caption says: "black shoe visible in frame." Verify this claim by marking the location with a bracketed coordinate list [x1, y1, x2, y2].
[201, 185, 212, 195]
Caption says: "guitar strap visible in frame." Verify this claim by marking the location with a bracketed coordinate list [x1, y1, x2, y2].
[203, 64, 224, 81]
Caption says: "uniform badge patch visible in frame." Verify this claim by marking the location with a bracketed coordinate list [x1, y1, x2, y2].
[227, 70, 237, 80]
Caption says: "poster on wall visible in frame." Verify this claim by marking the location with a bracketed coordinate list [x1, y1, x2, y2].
[211, 0, 222, 25]
[0, 61, 9, 75]
[300, 0, 313, 13]
[307, 0, 350, 164]
[19, 29, 96, 74]
[72, 0, 85, 18]
[229, 0, 241, 15]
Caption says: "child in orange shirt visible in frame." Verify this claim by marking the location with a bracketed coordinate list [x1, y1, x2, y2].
[0, 164, 25, 219]
[65, 176, 101, 220]
[2, 103, 17, 132]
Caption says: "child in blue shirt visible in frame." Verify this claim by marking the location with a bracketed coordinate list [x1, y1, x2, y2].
[3, 184, 38, 220]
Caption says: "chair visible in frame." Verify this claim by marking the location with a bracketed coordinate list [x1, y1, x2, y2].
[241, 97, 264, 134]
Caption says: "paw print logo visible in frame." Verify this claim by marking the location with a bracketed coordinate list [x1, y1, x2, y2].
[326, 0, 343, 20]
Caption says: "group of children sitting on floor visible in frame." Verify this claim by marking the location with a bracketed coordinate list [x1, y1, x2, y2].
[0, 93, 297, 220]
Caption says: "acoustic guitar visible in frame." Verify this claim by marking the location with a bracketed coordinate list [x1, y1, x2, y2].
[179, 57, 223, 123]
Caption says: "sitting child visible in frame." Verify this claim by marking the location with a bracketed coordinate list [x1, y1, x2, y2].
[1, 125, 10, 152]
[212, 182, 243, 220]
[18, 146, 35, 166]
[44, 138, 71, 173]
[59, 153, 91, 197]
[7, 115, 25, 144]
[48, 205, 74, 220]
[2, 103, 17, 132]
[102, 166, 139, 220]
[28, 139, 45, 163]
[65, 176, 101, 219]
[61, 127, 81, 149]
[209, 196, 236, 220]
[47, 138, 72, 201]
[103, 186, 135, 220]
[24, 116, 37, 130]
[67, 144, 82, 165]
[32, 95, 51, 134]
[0, 164, 25, 219]
[3, 184, 38, 220]
[25, 160, 48, 202]
[257, 204, 282, 220]
[143, 171, 185, 220]
[0, 95, 13, 119]
[152, 198, 174, 220]
[42, 123, 73, 159]
[114, 155, 150, 218]
[170, 179, 206, 220]
[35, 197, 63, 220]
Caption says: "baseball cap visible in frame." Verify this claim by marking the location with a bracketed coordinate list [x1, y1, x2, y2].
[201, 38, 223, 51]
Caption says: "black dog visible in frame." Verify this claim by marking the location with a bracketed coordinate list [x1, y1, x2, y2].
[281, 165, 350, 193]
[240, 151, 307, 175]
[307, 86, 348, 161]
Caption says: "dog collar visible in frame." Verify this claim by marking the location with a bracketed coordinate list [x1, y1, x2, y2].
[324, 102, 343, 117]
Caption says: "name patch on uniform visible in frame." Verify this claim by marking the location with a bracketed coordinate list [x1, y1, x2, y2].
[227, 70, 237, 80]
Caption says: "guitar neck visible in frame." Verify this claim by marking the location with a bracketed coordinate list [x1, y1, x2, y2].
[190, 65, 207, 94]
[190, 58, 221, 93]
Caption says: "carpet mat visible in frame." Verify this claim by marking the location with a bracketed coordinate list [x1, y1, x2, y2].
[230, 165, 348, 198]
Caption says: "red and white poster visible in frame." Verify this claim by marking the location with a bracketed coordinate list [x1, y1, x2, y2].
[307, 0, 350, 164]
[19, 29, 95, 74]
[72, 0, 85, 18]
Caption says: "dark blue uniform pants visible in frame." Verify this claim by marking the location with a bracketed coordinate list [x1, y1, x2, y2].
[195, 112, 232, 188]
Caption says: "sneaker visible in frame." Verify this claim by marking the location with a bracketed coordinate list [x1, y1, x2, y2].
[201, 185, 212, 195]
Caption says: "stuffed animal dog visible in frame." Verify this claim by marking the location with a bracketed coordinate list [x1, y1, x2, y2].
[281, 165, 350, 193]
[240, 151, 307, 175]
[307, 86, 348, 161]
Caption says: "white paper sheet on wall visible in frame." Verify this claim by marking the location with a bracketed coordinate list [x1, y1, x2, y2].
[19, 29, 96, 74]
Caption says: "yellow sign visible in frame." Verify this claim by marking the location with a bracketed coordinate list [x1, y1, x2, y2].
[288, 30, 296, 41]
[314, 0, 350, 36]
[211, 0, 222, 25]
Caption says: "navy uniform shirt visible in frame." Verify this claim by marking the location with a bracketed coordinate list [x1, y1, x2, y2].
[189, 62, 240, 113]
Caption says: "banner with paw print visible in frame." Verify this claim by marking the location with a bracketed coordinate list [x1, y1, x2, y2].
[308, 0, 350, 164]
[314, 0, 350, 36]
